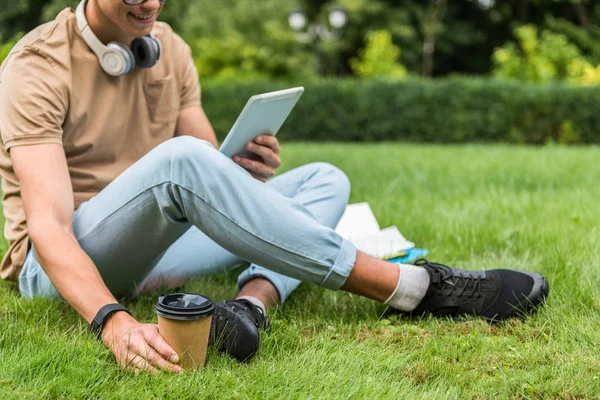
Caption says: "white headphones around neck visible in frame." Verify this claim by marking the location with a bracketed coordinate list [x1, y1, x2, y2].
[76, 0, 162, 76]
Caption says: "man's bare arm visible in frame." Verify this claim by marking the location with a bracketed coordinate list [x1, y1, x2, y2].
[10, 143, 182, 373]
[175, 105, 219, 148]
[12, 143, 117, 321]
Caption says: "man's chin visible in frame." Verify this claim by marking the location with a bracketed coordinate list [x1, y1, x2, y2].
[136, 27, 154, 37]
[122, 27, 154, 40]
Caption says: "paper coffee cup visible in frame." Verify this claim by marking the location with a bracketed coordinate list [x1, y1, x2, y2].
[155, 293, 215, 370]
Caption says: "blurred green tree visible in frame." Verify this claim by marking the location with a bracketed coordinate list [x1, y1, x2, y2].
[41, 0, 79, 22]
[349, 30, 407, 78]
[1, 0, 599, 80]
[0, 36, 21, 65]
[493, 25, 580, 82]
[544, 14, 600, 65]
[493, 24, 600, 85]
[0, 0, 47, 41]
[334, 0, 505, 77]
[172, 0, 315, 81]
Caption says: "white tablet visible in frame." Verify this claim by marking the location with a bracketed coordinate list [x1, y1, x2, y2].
[219, 87, 305, 158]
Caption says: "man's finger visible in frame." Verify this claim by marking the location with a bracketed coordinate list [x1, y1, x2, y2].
[135, 331, 182, 373]
[144, 325, 180, 365]
[128, 354, 159, 374]
[255, 135, 281, 154]
[140, 344, 183, 373]
[246, 142, 281, 168]
[236, 157, 274, 178]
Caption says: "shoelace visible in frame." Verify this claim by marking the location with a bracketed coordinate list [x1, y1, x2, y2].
[234, 300, 270, 330]
[414, 259, 483, 298]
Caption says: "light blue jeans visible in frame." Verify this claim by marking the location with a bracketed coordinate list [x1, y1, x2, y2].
[19, 136, 357, 304]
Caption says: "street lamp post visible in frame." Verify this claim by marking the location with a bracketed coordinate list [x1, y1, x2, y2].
[288, 6, 348, 76]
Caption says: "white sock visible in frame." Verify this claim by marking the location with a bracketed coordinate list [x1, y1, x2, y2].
[237, 296, 267, 315]
[385, 263, 430, 312]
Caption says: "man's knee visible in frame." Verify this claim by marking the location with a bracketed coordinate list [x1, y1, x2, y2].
[308, 162, 351, 203]
[159, 136, 214, 159]
[153, 136, 242, 192]
[155, 136, 221, 170]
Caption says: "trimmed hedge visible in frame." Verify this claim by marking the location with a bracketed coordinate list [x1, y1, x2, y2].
[201, 78, 600, 144]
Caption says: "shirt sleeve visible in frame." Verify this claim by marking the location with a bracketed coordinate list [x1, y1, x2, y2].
[178, 39, 201, 110]
[0, 48, 67, 151]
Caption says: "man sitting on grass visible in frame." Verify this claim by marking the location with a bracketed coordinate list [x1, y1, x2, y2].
[0, 0, 549, 373]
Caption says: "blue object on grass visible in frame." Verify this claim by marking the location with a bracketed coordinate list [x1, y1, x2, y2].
[388, 248, 429, 264]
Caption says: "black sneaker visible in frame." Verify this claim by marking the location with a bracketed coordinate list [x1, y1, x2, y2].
[410, 259, 549, 322]
[209, 299, 270, 362]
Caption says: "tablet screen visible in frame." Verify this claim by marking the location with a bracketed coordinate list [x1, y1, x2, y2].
[219, 87, 304, 158]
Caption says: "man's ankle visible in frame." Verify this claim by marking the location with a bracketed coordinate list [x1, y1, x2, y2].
[237, 296, 267, 315]
[385, 263, 430, 311]
[237, 278, 280, 310]
[341, 252, 400, 302]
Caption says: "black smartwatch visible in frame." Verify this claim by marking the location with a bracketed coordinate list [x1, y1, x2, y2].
[89, 303, 131, 340]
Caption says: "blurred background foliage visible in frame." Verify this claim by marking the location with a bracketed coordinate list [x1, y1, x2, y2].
[349, 30, 407, 79]
[1, 0, 599, 84]
[1, 0, 600, 144]
[493, 23, 600, 84]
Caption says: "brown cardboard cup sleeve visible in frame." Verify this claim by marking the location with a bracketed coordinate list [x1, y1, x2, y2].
[155, 293, 215, 369]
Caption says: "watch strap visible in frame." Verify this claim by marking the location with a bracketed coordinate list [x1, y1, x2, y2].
[89, 303, 131, 340]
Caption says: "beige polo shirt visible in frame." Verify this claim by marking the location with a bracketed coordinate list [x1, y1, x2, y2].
[0, 8, 201, 281]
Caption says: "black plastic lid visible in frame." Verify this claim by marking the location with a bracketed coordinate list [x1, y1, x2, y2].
[155, 293, 215, 321]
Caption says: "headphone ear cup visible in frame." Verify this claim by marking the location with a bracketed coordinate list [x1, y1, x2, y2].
[105, 42, 135, 75]
[131, 36, 161, 69]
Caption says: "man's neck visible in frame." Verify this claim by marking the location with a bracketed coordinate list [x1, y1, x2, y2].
[85, 0, 134, 46]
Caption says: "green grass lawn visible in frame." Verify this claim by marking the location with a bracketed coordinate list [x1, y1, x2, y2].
[1, 143, 599, 399]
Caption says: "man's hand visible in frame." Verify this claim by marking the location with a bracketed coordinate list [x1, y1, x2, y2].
[101, 312, 183, 374]
[233, 134, 281, 182]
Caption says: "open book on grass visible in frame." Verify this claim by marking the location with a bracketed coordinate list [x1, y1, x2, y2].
[334, 203, 415, 260]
